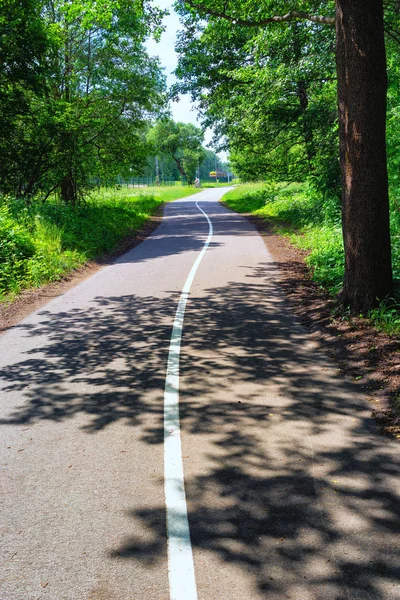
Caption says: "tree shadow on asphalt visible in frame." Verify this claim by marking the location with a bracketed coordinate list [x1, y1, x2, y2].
[114, 203, 259, 265]
[1, 262, 399, 598]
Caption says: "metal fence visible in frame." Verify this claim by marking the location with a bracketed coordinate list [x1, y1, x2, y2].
[99, 178, 179, 188]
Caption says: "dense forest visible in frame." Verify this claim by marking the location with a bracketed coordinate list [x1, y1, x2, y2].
[143, 148, 231, 183]
[0, 0, 227, 199]
[1, 0, 169, 202]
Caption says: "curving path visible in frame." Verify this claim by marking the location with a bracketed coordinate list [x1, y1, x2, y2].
[1, 188, 399, 600]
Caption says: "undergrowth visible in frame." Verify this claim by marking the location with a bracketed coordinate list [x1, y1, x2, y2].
[0, 186, 199, 301]
[223, 182, 400, 336]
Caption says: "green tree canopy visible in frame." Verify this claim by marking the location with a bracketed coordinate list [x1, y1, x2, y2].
[0, 0, 167, 202]
[174, 2, 337, 192]
[174, 0, 398, 311]
[147, 119, 205, 184]
[0, 0, 51, 192]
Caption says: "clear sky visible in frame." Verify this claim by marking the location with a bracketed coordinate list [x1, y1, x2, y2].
[146, 0, 227, 160]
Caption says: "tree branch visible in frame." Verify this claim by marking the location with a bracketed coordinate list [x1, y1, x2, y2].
[183, 2, 335, 27]
[81, 102, 127, 147]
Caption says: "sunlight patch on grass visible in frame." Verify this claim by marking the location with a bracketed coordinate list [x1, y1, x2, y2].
[224, 182, 344, 294]
[224, 182, 400, 336]
[0, 186, 200, 301]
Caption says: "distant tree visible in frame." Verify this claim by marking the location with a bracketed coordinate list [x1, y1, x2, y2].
[148, 119, 205, 184]
[141, 154, 181, 181]
[199, 149, 229, 181]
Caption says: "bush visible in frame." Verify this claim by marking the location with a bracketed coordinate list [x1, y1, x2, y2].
[0, 204, 35, 293]
[294, 225, 344, 293]
[0, 186, 200, 300]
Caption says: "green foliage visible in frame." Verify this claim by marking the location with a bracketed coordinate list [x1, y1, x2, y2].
[174, 2, 338, 193]
[0, 204, 36, 294]
[387, 21, 400, 287]
[0, 0, 49, 107]
[201, 181, 236, 188]
[0, 186, 199, 300]
[198, 149, 231, 182]
[0, 0, 51, 195]
[147, 119, 205, 184]
[0, 0, 166, 202]
[369, 298, 400, 337]
[141, 148, 229, 182]
[293, 225, 344, 293]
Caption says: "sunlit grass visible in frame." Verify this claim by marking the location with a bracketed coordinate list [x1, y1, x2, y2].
[223, 182, 400, 335]
[224, 182, 344, 294]
[0, 185, 200, 301]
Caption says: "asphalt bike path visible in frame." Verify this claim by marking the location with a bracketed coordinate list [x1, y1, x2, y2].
[0, 188, 399, 599]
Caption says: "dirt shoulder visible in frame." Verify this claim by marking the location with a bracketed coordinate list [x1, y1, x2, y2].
[0, 204, 165, 333]
[229, 208, 400, 439]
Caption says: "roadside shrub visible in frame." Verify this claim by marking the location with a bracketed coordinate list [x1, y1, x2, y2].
[369, 298, 400, 336]
[27, 218, 81, 286]
[0, 185, 200, 300]
[224, 182, 344, 292]
[294, 225, 344, 293]
[0, 205, 35, 294]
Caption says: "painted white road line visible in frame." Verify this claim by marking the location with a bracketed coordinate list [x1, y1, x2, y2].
[164, 199, 213, 600]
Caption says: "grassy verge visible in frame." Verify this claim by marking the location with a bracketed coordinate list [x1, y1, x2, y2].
[223, 182, 400, 335]
[0, 185, 199, 301]
[201, 181, 237, 188]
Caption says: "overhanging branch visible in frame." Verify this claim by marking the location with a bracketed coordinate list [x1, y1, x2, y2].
[184, 2, 335, 27]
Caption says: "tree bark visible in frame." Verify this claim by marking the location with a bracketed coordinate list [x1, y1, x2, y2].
[173, 156, 188, 182]
[60, 171, 78, 204]
[296, 80, 315, 169]
[336, 0, 392, 312]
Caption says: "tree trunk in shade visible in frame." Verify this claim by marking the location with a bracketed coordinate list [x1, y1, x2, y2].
[336, 0, 392, 312]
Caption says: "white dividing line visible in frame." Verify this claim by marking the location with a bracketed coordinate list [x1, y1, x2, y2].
[164, 199, 213, 600]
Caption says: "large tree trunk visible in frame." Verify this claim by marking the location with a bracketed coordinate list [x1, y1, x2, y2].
[336, 0, 392, 312]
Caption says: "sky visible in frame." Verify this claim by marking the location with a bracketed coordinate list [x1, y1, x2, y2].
[146, 0, 227, 160]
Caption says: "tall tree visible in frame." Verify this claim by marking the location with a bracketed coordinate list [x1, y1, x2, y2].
[0, 0, 166, 202]
[336, 0, 392, 309]
[147, 119, 205, 184]
[176, 0, 393, 311]
[43, 0, 166, 203]
[0, 0, 50, 195]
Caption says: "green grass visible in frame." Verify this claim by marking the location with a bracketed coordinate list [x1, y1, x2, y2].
[224, 182, 344, 294]
[201, 181, 237, 188]
[369, 298, 400, 336]
[0, 185, 200, 301]
[223, 181, 400, 336]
